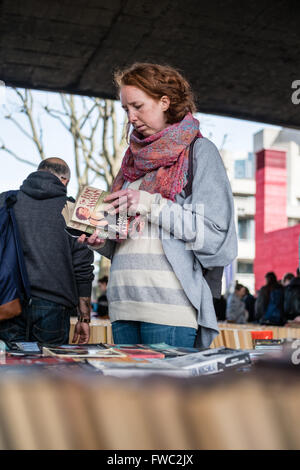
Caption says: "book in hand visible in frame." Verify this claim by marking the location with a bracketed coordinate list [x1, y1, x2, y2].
[42, 344, 126, 358]
[62, 185, 133, 240]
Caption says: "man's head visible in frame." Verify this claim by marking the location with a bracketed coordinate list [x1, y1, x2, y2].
[98, 276, 108, 293]
[282, 272, 295, 286]
[38, 158, 70, 186]
[235, 283, 246, 298]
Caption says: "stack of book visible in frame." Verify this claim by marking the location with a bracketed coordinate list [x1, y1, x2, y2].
[212, 322, 300, 349]
[86, 346, 251, 377]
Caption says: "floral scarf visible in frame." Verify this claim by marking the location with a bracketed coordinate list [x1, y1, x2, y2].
[111, 112, 202, 201]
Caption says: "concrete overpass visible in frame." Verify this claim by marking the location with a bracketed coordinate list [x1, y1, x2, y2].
[1, 0, 300, 128]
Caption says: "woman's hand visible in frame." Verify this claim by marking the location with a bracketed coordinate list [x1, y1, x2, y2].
[78, 230, 106, 249]
[104, 189, 141, 216]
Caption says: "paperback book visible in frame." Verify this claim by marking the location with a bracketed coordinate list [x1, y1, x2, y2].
[111, 345, 165, 359]
[62, 185, 133, 239]
[162, 347, 251, 375]
[86, 358, 191, 377]
[42, 344, 126, 358]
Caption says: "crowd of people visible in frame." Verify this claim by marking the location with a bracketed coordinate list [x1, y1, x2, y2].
[218, 268, 300, 325]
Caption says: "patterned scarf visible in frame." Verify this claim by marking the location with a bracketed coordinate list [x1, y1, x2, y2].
[111, 112, 202, 201]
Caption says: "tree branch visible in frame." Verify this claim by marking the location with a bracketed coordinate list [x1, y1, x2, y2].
[0, 142, 37, 167]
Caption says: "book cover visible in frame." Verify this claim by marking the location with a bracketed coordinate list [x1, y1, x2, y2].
[111, 345, 165, 359]
[163, 347, 251, 375]
[251, 330, 274, 340]
[2, 355, 76, 366]
[42, 344, 126, 358]
[141, 343, 202, 358]
[62, 186, 133, 239]
[86, 358, 191, 377]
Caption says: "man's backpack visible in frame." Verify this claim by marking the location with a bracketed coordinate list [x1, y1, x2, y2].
[0, 191, 31, 321]
[260, 287, 285, 326]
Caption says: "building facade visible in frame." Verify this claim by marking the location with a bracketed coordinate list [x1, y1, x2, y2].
[221, 128, 300, 294]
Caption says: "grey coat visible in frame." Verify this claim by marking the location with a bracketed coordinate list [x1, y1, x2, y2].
[96, 138, 237, 347]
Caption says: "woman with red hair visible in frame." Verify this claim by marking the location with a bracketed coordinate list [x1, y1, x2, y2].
[79, 63, 237, 347]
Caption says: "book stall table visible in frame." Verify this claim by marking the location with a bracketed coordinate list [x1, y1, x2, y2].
[2, 322, 300, 449]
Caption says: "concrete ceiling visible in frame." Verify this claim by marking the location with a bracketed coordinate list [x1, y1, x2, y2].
[1, 0, 300, 128]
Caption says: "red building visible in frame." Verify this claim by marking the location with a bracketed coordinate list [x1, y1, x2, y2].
[255, 141, 300, 291]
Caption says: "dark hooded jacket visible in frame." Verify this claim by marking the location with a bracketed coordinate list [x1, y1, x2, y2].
[0, 171, 94, 308]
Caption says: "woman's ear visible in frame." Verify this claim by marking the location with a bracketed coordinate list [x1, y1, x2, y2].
[160, 95, 170, 112]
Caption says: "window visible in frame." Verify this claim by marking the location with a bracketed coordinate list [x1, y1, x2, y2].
[238, 217, 255, 240]
[234, 153, 255, 179]
[237, 262, 253, 274]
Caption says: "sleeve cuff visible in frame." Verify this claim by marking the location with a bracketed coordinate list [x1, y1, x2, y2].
[87, 240, 107, 251]
[77, 282, 92, 297]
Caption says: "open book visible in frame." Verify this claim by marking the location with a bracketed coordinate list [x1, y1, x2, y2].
[62, 185, 132, 239]
[42, 344, 126, 358]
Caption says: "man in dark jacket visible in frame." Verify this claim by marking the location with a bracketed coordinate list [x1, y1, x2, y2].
[0, 158, 94, 345]
[284, 268, 300, 321]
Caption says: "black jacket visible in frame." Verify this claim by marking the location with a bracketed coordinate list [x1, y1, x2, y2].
[0, 171, 94, 308]
[284, 277, 300, 320]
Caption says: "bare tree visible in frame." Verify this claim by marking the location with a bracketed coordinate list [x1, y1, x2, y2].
[0, 88, 127, 195]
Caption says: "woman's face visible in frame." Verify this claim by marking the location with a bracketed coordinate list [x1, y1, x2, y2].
[120, 85, 170, 137]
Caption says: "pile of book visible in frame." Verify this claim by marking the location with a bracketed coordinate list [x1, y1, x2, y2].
[0, 341, 251, 377]
[85, 345, 251, 377]
[212, 322, 300, 349]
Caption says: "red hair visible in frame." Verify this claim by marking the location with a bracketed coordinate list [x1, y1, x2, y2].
[114, 62, 196, 124]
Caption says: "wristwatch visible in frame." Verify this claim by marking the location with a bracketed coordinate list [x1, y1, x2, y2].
[77, 316, 91, 324]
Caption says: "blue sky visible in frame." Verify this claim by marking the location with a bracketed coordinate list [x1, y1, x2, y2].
[0, 87, 281, 197]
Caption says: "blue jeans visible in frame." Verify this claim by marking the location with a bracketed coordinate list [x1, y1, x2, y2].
[0, 297, 71, 345]
[112, 321, 197, 347]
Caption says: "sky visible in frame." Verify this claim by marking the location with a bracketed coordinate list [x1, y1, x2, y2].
[0, 86, 281, 197]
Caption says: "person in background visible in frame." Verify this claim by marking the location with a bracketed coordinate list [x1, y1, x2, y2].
[255, 271, 285, 325]
[282, 272, 295, 287]
[242, 287, 256, 323]
[226, 283, 247, 324]
[284, 268, 300, 321]
[0, 158, 94, 345]
[97, 276, 109, 318]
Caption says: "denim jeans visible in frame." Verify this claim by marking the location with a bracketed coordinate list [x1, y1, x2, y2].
[112, 321, 197, 347]
[0, 297, 71, 345]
